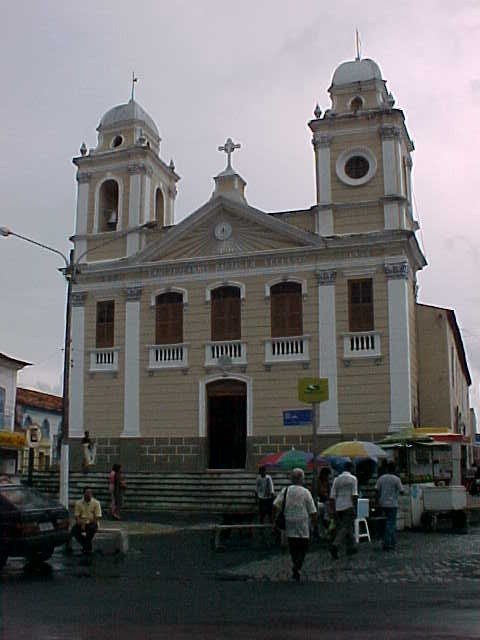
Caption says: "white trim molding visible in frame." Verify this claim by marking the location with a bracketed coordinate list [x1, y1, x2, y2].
[386, 268, 412, 431]
[317, 271, 340, 433]
[264, 276, 307, 300]
[205, 281, 246, 302]
[198, 373, 253, 438]
[150, 286, 188, 307]
[93, 174, 124, 234]
[69, 296, 86, 437]
[336, 147, 377, 187]
[122, 287, 142, 436]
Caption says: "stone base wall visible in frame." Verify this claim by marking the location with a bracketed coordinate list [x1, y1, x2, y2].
[70, 433, 349, 472]
[70, 436, 207, 472]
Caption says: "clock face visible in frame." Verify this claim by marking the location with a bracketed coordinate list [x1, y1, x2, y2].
[214, 221, 233, 240]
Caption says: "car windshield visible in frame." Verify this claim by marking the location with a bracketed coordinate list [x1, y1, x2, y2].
[0, 487, 60, 509]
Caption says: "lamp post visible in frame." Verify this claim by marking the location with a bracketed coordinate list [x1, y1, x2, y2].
[1, 221, 156, 506]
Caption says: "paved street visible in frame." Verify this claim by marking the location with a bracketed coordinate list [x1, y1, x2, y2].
[1, 517, 480, 639]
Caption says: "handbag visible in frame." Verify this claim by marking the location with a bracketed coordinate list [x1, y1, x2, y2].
[275, 486, 289, 530]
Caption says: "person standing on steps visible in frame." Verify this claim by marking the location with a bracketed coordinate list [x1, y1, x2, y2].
[256, 465, 275, 524]
[329, 461, 358, 559]
[109, 463, 126, 520]
[273, 468, 317, 582]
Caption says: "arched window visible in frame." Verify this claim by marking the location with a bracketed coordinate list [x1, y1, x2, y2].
[24, 415, 32, 428]
[99, 179, 119, 232]
[41, 419, 50, 439]
[270, 282, 303, 337]
[211, 286, 241, 341]
[154, 187, 164, 226]
[155, 292, 183, 344]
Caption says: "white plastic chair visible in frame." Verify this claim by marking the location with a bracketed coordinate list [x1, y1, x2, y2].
[355, 498, 371, 543]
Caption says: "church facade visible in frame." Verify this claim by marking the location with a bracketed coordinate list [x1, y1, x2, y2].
[68, 57, 441, 472]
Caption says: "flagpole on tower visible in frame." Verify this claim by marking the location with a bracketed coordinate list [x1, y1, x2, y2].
[131, 71, 138, 102]
[355, 29, 361, 61]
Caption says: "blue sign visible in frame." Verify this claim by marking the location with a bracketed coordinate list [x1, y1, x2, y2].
[283, 409, 312, 427]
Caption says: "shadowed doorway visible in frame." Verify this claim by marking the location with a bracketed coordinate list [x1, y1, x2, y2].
[207, 379, 246, 469]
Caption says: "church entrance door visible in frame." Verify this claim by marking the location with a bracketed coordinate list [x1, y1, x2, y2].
[207, 379, 246, 469]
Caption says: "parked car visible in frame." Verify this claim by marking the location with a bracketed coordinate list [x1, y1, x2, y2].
[0, 483, 70, 568]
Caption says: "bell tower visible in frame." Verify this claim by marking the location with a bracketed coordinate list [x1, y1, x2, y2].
[72, 98, 180, 262]
[308, 58, 416, 236]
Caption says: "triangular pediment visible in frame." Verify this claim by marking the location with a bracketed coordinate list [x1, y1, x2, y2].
[134, 196, 321, 264]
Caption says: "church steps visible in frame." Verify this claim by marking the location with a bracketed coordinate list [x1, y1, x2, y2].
[22, 471, 293, 513]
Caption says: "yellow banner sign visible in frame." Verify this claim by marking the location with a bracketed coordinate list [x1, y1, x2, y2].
[0, 430, 26, 449]
[298, 378, 329, 403]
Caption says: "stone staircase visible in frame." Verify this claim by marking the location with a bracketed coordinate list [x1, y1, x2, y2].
[23, 470, 295, 513]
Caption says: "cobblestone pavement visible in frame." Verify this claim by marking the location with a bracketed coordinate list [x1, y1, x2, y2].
[220, 528, 480, 583]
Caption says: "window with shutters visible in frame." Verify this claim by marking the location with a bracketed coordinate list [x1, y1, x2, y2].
[348, 279, 374, 331]
[211, 286, 241, 341]
[96, 300, 115, 348]
[270, 282, 303, 337]
[155, 292, 183, 344]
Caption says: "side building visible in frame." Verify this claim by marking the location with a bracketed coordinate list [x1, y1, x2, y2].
[0, 352, 30, 474]
[15, 387, 63, 471]
[67, 56, 472, 472]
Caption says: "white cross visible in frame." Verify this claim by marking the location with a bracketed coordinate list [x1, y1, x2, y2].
[218, 138, 241, 169]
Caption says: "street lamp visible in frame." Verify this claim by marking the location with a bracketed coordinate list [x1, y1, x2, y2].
[0, 221, 157, 506]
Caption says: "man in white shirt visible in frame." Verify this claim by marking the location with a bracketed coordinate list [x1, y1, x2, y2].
[376, 461, 404, 551]
[329, 461, 358, 559]
[273, 468, 317, 581]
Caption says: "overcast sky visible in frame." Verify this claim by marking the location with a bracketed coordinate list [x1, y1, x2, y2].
[1, 0, 479, 417]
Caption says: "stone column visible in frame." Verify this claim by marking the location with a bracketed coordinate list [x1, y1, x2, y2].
[312, 134, 333, 235]
[126, 164, 144, 256]
[380, 126, 403, 229]
[69, 291, 87, 437]
[122, 286, 142, 437]
[316, 269, 340, 433]
[385, 261, 413, 431]
[74, 172, 91, 260]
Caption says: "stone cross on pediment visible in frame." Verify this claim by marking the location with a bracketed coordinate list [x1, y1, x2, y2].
[218, 137, 241, 170]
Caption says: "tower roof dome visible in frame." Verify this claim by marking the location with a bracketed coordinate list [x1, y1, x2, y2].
[331, 58, 383, 86]
[97, 99, 159, 138]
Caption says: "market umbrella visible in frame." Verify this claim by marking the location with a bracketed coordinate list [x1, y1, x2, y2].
[321, 440, 388, 459]
[258, 448, 314, 471]
[376, 427, 434, 445]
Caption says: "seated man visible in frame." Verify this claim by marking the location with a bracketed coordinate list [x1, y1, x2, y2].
[71, 487, 102, 554]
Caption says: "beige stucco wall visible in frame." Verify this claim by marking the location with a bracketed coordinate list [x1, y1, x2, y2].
[416, 306, 451, 426]
[335, 270, 391, 434]
[83, 292, 126, 436]
[333, 205, 384, 234]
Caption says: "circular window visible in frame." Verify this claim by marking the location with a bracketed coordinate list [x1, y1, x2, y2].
[111, 135, 123, 148]
[345, 155, 370, 179]
[336, 147, 377, 186]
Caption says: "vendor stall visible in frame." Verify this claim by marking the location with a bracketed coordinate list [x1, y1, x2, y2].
[0, 429, 26, 475]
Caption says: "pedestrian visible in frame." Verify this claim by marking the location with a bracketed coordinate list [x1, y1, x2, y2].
[109, 463, 126, 520]
[329, 460, 358, 559]
[70, 487, 102, 554]
[81, 430, 96, 472]
[317, 466, 332, 538]
[256, 465, 275, 524]
[375, 461, 404, 551]
[273, 468, 317, 581]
